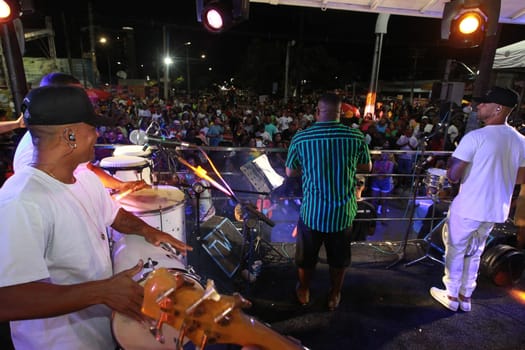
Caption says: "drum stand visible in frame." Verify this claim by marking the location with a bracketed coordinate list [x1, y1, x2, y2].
[405, 215, 446, 267]
[238, 202, 289, 291]
[386, 151, 431, 269]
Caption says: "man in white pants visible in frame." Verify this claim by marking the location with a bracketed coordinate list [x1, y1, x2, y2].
[430, 87, 525, 312]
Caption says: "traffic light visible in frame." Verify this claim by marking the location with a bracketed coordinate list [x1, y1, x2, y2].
[0, 0, 20, 23]
[196, 0, 249, 33]
[441, 0, 501, 48]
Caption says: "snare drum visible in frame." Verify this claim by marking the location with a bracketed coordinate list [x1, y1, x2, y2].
[100, 155, 152, 184]
[111, 185, 187, 274]
[112, 268, 202, 349]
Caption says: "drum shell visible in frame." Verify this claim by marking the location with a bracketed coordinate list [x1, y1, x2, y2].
[111, 186, 187, 274]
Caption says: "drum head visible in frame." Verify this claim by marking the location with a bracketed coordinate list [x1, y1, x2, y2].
[114, 145, 152, 157]
[112, 269, 202, 350]
[120, 186, 185, 212]
[427, 168, 447, 177]
[100, 155, 149, 168]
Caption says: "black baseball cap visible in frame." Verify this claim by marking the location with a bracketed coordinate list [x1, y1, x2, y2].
[473, 87, 519, 108]
[22, 86, 109, 126]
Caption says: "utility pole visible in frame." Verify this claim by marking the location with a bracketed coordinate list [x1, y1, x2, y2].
[184, 41, 191, 96]
[284, 40, 295, 104]
[88, 1, 98, 86]
[365, 13, 390, 119]
[163, 26, 169, 101]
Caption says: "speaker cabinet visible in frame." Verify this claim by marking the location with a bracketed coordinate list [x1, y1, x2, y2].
[200, 216, 245, 278]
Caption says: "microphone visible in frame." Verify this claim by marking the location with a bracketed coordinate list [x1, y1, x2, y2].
[144, 135, 195, 148]
[436, 122, 448, 131]
[129, 129, 148, 145]
[418, 155, 434, 168]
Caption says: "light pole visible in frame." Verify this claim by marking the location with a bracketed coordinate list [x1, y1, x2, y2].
[163, 55, 173, 101]
[98, 36, 111, 85]
[184, 41, 191, 95]
[284, 40, 295, 104]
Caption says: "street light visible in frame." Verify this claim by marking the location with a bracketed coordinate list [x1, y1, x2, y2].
[98, 36, 112, 85]
[163, 55, 173, 100]
[184, 41, 191, 95]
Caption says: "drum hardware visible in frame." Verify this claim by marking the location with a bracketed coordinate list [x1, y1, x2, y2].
[143, 257, 159, 270]
[386, 149, 437, 269]
[405, 167, 452, 268]
[405, 216, 447, 267]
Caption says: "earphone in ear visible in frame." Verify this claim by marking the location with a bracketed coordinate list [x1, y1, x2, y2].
[68, 132, 76, 142]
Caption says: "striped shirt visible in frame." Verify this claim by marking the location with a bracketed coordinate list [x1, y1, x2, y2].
[286, 121, 371, 232]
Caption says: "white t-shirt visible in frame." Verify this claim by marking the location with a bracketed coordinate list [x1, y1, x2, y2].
[450, 124, 525, 222]
[0, 167, 120, 349]
[13, 131, 33, 172]
[396, 134, 419, 159]
[447, 124, 459, 143]
[277, 115, 292, 131]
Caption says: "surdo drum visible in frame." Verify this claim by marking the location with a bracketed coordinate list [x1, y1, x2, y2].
[100, 155, 153, 185]
[111, 185, 187, 273]
[111, 186, 198, 349]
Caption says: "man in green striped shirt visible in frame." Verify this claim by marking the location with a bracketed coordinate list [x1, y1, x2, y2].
[286, 92, 371, 311]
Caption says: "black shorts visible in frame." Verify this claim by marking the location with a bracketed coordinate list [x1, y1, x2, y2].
[295, 218, 352, 269]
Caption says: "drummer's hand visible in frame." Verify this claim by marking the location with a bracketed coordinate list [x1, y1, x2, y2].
[146, 231, 193, 256]
[103, 260, 145, 322]
[118, 180, 149, 193]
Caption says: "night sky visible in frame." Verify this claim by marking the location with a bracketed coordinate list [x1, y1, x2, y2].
[20, 0, 525, 86]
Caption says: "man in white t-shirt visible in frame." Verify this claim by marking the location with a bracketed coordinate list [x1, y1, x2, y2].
[430, 87, 525, 312]
[0, 86, 191, 350]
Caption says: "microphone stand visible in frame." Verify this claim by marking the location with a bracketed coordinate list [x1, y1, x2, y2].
[386, 137, 431, 269]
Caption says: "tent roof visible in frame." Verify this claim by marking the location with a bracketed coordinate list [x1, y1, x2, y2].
[493, 40, 525, 69]
[251, 0, 525, 25]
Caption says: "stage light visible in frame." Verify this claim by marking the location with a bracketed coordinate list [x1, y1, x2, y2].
[196, 0, 249, 34]
[441, 0, 500, 48]
[458, 12, 482, 34]
[204, 3, 231, 32]
[0, 0, 20, 23]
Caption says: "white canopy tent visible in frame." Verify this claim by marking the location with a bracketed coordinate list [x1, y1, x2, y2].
[493, 40, 525, 69]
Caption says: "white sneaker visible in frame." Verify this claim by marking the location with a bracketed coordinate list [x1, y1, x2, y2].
[430, 287, 458, 312]
[459, 295, 472, 312]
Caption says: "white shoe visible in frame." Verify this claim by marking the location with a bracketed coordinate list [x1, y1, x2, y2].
[430, 287, 458, 312]
[459, 295, 471, 312]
